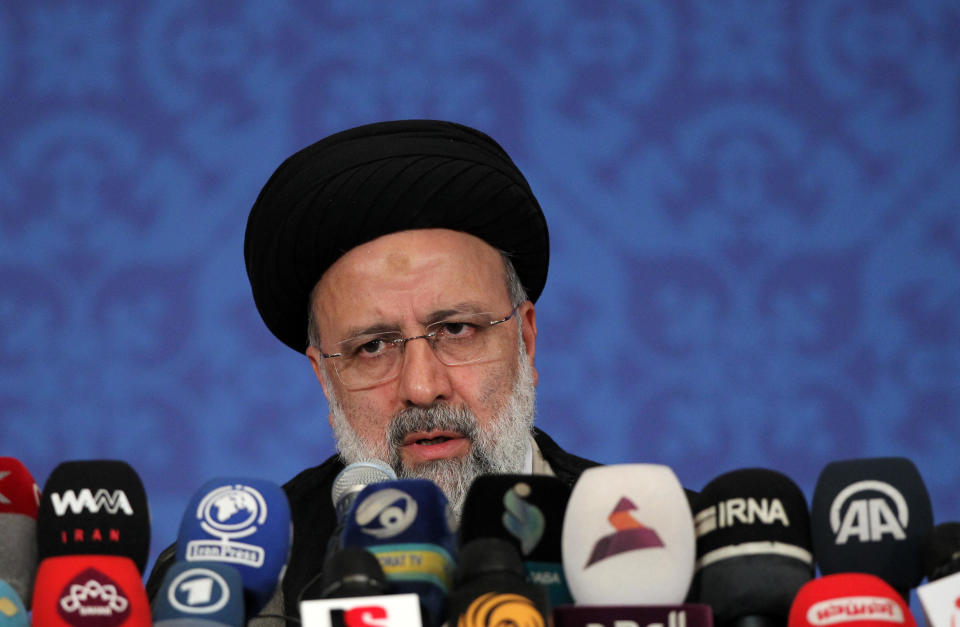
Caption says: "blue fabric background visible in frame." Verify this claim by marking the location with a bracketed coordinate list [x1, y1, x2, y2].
[2, 0, 958, 599]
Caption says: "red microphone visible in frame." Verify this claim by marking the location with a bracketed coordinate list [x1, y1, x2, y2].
[31, 555, 151, 626]
[788, 573, 916, 627]
[0, 456, 41, 607]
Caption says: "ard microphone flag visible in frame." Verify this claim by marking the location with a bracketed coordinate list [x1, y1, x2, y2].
[37, 460, 151, 574]
[151, 561, 244, 626]
[176, 477, 292, 615]
[0, 457, 40, 608]
[31, 554, 151, 626]
[811, 457, 933, 596]
[561, 464, 695, 605]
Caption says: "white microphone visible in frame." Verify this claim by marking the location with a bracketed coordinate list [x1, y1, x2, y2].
[561, 464, 695, 605]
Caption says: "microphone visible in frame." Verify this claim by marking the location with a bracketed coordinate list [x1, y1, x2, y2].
[810, 457, 933, 598]
[305, 547, 390, 600]
[299, 547, 423, 625]
[0, 457, 40, 607]
[922, 522, 960, 582]
[36, 459, 151, 574]
[688, 468, 814, 627]
[300, 593, 424, 626]
[788, 572, 916, 627]
[459, 474, 573, 606]
[31, 554, 152, 626]
[0, 580, 28, 627]
[333, 462, 398, 524]
[553, 604, 714, 627]
[151, 561, 245, 626]
[448, 537, 550, 626]
[175, 477, 292, 616]
[561, 464, 696, 604]
[328, 461, 397, 554]
[340, 479, 457, 627]
[915, 523, 960, 627]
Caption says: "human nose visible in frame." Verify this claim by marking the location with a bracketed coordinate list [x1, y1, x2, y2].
[396, 335, 453, 406]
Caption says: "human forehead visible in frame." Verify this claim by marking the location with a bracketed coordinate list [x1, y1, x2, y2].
[313, 229, 511, 333]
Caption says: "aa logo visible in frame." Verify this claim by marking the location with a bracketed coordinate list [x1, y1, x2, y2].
[829, 481, 908, 544]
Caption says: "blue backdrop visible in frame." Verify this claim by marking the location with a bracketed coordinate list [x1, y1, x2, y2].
[2, 0, 958, 594]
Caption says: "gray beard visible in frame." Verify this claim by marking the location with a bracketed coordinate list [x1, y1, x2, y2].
[325, 339, 536, 517]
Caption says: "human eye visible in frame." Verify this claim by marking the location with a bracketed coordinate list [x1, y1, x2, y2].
[347, 336, 394, 358]
[434, 318, 482, 339]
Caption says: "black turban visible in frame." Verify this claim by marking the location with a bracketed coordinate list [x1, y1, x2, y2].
[244, 120, 549, 354]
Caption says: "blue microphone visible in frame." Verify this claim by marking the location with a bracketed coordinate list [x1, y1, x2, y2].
[340, 479, 457, 627]
[176, 478, 292, 616]
[0, 580, 28, 627]
[152, 561, 245, 626]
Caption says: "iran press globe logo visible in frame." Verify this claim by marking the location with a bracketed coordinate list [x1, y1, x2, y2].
[185, 484, 269, 567]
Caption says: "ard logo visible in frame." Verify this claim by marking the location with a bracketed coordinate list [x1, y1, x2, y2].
[829, 480, 908, 544]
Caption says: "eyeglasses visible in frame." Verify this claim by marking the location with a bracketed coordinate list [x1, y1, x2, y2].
[320, 306, 520, 390]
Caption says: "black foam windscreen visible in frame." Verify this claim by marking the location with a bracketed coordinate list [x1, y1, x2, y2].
[37, 460, 150, 573]
[459, 474, 569, 563]
[449, 538, 550, 626]
[921, 522, 960, 582]
[457, 537, 526, 584]
[811, 457, 933, 593]
[313, 547, 389, 600]
[689, 468, 814, 626]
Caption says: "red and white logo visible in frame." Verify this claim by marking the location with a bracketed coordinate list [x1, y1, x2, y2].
[334, 605, 388, 627]
[300, 592, 423, 626]
[807, 596, 905, 625]
[56, 567, 132, 626]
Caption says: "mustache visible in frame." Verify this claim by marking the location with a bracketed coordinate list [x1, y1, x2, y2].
[387, 404, 478, 447]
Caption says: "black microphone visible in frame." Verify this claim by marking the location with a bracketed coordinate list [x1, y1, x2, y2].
[689, 468, 814, 627]
[448, 538, 550, 626]
[811, 457, 933, 599]
[36, 460, 151, 574]
[916, 523, 960, 627]
[922, 522, 960, 582]
[299, 546, 423, 625]
[459, 474, 572, 606]
[309, 547, 389, 600]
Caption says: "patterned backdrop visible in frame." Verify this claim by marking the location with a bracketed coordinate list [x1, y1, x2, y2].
[2, 0, 959, 595]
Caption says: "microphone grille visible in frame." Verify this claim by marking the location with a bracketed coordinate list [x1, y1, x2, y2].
[331, 461, 396, 505]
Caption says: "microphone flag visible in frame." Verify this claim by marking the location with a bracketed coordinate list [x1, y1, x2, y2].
[0, 457, 40, 607]
[561, 464, 695, 605]
[811, 457, 933, 596]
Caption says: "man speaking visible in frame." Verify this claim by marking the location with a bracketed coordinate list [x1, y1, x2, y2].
[148, 119, 599, 623]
